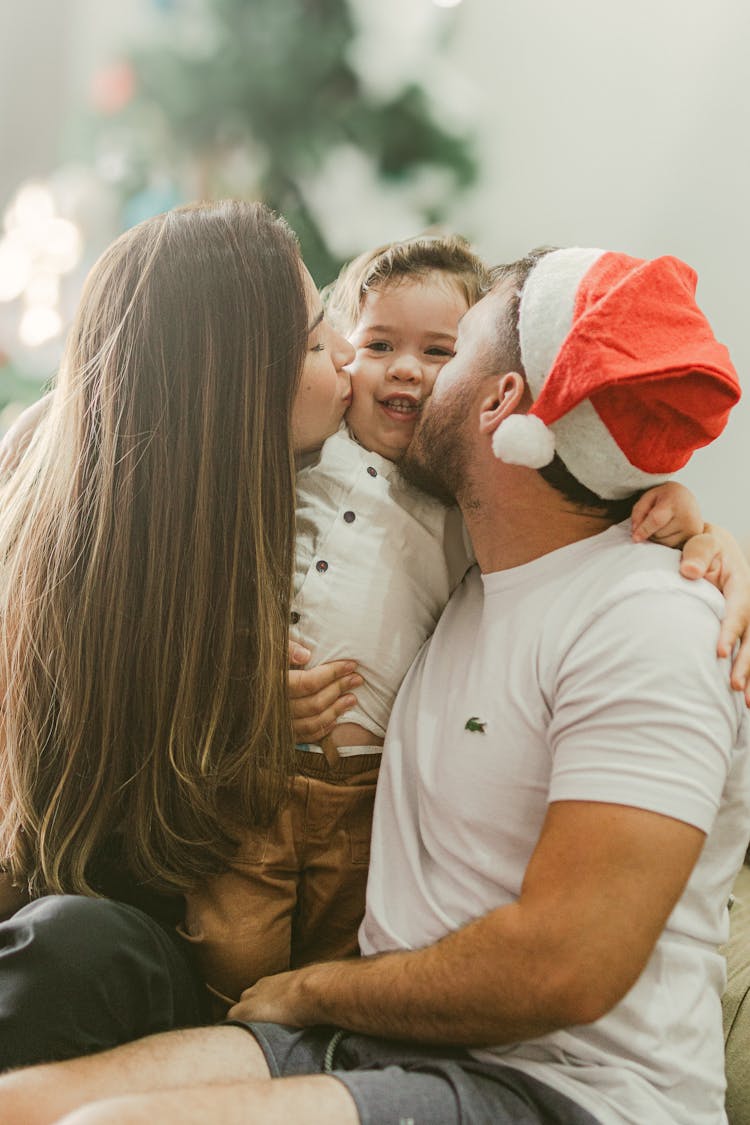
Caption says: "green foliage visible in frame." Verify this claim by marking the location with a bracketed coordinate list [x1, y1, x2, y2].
[0, 366, 47, 414]
[132, 0, 360, 155]
[98, 0, 476, 283]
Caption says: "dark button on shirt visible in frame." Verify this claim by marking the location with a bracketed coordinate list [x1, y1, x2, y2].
[290, 611, 300, 624]
[343, 510, 356, 523]
[367, 466, 377, 477]
[316, 560, 329, 573]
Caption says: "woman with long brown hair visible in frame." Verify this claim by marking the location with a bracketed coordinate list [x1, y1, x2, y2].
[0, 199, 355, 1065]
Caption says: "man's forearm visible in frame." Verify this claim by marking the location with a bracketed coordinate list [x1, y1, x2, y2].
[232, 801, 706, 1045]
[233, 901, 584, 1046]
[294, 925, 565, 1045]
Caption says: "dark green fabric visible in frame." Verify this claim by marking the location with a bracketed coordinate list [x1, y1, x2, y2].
[0, 895, 205, 1067]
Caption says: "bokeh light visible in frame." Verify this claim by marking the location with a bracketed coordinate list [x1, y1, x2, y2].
[0, 180, 82, 349]
[19, 305, 62, 348]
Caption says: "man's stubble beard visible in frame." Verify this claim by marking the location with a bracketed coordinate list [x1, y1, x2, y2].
[400, 387, 474, 508]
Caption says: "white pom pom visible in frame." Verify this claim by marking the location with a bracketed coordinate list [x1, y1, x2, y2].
[492, 414, 555, 468]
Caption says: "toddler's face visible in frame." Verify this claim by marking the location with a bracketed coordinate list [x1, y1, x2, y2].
[345, 276, 468, 461]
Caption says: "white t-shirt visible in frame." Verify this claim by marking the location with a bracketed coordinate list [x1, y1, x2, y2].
[361, 522, 750, 1125]
[292, 427, 470, 740]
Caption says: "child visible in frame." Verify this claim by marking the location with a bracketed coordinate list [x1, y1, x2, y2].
[293, 236, 489, 760]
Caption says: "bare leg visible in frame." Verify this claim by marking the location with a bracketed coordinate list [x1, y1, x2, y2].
[56, 1077, 359, 1125]
[0, 1026, 267, 1125]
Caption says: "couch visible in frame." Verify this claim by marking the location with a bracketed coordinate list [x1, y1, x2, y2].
[723, 862, 750, 1124]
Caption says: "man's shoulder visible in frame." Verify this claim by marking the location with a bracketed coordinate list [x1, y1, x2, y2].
[487, 522, 723, 622]
[577, 525, 725, 626]
[518, 524, 728, 674]
[551, 530, 736, 715]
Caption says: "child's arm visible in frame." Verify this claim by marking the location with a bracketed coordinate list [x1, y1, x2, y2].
[630, 481, 703, 546]
[679, 524, 750, 704]
[631, 482, 750, 702]
[0, 393, 51, 473]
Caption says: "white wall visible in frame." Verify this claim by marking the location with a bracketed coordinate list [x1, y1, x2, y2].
[0, 1, 73, 203]
[0, 0, 151, 202]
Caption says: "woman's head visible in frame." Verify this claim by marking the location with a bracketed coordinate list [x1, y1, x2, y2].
[293, 267, 354, 454]
[0, 200, 314, 898]
[58, 199, 309, 469]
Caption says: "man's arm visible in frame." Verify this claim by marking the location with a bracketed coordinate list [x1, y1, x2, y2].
[231, 798, 705, 1044]
[240, 563, 737, 1044]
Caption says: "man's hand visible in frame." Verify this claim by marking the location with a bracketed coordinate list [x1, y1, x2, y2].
[288, 643, 363, 743]
[228, 968, 312, 1027]
[678, 525, 750, 704]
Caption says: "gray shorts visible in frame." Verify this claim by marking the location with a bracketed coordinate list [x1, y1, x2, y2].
[230, 1021, 602, 1125]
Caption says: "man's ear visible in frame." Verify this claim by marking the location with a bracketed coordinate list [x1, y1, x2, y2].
[478, 372, 526, 437]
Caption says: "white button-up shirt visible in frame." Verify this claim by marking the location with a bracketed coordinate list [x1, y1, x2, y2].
[293, 428, 471, 740]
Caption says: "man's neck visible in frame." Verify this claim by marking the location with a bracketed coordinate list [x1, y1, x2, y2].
[461, 472, 618, 573]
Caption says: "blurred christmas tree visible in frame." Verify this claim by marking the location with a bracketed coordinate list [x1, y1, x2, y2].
[84, 0, 477, 284]
[1, 0, 477, 417]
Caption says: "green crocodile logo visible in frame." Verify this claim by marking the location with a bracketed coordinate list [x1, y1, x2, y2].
[464, 716, 486, 733]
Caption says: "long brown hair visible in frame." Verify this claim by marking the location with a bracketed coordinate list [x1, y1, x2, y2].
[0, 200, 307, 898]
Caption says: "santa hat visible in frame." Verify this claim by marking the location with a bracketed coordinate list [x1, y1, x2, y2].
[491, 248, 741, 499]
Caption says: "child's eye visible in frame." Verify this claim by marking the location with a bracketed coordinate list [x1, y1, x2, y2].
[425, 346, 455, 358]
[310, 342, 326, 352]
[366, 341, 392, 353]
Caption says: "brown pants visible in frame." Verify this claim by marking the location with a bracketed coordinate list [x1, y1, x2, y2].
[179, 752, 381, 1010]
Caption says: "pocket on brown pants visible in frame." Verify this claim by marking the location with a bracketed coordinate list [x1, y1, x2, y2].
[178, 762, 380, 1009]
[179, 815, 296, 1007]
[290, 765, 379, 968]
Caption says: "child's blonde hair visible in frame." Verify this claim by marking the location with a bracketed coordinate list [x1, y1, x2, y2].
[324, 233, 492, 334]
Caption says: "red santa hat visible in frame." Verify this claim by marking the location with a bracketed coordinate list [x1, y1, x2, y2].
[491, 247, 741, 499]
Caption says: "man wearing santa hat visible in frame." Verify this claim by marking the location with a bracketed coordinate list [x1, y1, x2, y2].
[1, 249, 747, 1125]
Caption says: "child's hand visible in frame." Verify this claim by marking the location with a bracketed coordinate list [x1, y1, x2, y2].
[287, 642, 363, 743]
[0, 394, 50, 473]
[679, 525, 750, 706]
[631, 481, 703, 547]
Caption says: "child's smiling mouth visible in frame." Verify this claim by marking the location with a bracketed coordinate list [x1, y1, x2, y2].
[377, 394, 422, 421]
